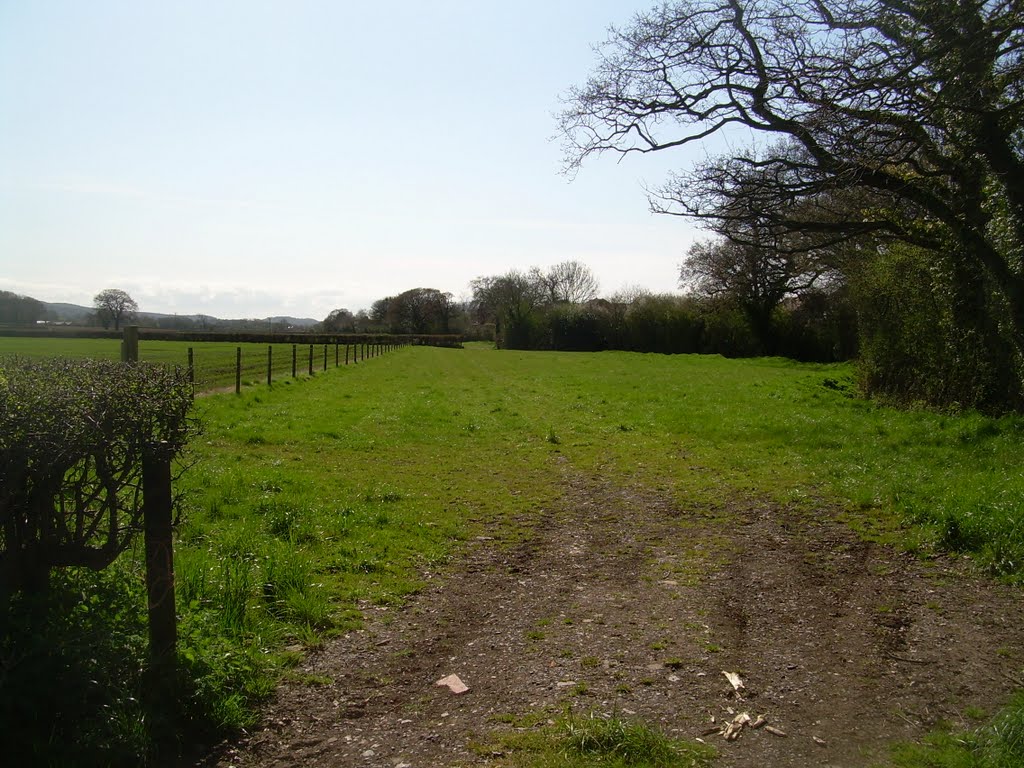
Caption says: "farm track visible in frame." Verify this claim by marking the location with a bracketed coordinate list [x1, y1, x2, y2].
[197, 458, 1024, 767]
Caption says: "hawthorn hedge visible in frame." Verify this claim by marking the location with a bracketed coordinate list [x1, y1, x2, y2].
[0, 357, 196, 599]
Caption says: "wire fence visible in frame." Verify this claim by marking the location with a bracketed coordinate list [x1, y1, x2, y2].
[186, 341, 399, 394]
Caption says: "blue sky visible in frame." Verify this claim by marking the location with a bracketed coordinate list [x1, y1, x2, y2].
[0, 1, 711, 319]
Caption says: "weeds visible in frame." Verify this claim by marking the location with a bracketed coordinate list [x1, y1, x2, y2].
[883, 692, 1024, 767]
[475, 710, 715, 767]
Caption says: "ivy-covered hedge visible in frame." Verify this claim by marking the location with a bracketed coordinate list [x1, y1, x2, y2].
[0, 357, 196, 597]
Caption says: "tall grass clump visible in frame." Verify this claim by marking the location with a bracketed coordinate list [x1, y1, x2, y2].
[473, 711, 715, 768]
[885, 692, 1024, 768]
[563, 714, 715, 767]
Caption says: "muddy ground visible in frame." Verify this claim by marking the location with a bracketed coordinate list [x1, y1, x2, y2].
[198, 461, 1024, 767]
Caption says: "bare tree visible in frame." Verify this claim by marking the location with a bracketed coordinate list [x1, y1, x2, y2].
[682, 235, 832, 352]
[93, 288, 138, 331]
[531, 260, 600, 304]
[559, 0, 1024, 353]
[610, 284, 652, 306]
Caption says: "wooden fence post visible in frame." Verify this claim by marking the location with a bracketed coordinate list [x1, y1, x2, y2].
[235, 347, 242, 395]
[308, 344, 314, 376]
[143, 451, 176, 684]
[323, 344, 328, 372]
[345, 344, 350, 365]
[267, 345, 273, 387]
[122, 326, 139, 363]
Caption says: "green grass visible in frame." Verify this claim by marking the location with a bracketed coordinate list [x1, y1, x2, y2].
[0, 335, 368, 391]
[880, 693, 1024, 767]
[472, 712, 715, 767]
[5, 344, 1024, 763]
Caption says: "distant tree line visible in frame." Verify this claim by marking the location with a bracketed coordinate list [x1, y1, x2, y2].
[0, 291, 46, 325]
[322, 288, 473, 338]
[467, 260, 854, 361]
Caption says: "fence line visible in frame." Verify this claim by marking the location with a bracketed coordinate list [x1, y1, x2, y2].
[185, 340, 408, 395]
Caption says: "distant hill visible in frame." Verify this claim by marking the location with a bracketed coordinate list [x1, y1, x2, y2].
[40, 301, 320, 330]
[43, 302, 94, 322]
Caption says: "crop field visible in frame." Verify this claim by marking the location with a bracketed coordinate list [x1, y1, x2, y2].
[5, 344, 1024, 766]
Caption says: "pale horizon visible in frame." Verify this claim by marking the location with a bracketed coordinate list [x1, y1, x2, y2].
[0, 1, 716, 320]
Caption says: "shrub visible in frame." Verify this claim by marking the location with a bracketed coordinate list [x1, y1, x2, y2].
[0, 356, 196, 597]
[852, 245, 1023, 413]
[0, 356, 196, 764]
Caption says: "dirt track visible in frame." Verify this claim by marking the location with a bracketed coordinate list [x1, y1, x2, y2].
[199, 461, 1024, 767]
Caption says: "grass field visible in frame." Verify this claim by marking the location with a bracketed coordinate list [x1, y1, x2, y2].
[0, 335, 372, 392]
[4, 342, 1023, 765]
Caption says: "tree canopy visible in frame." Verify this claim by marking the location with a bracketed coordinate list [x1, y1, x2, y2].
[93, 288, 138, 331]
[560, 0, 1024, 409]
[560, 0, 1024, 353]
[370, 288, 456, 335]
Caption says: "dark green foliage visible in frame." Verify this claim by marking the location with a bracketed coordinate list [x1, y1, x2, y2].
[0, 567, 151, 767]
[887, 692, 1024, 767]
[853, 245, 1023, 413]
[776, 289, 859, 364]
[621, 296, 709, 355]
[486, 293, 851, 362]
[371, 288, 457, 334]
[0, 357, 196, 595]
[0, 290, 46, 326]
[0, 357, 200, 765]
[547, 304, 607, 351]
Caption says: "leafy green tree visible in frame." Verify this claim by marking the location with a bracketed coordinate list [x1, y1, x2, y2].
[322, 307, 356, 333]
[470, 271, 546, 348]
[368, 289, 457, 334]
[93, 288, 138, 331]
